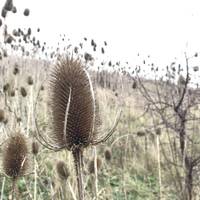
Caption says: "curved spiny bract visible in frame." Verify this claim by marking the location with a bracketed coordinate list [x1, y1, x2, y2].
[50, 57, 96, 151]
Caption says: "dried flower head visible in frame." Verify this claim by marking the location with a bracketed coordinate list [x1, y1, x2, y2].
[3, 133, 29, 178]
[23, 8, 30, 16]
[3, 0, 13, 11]
[104, 148, 112, 161]
[32, 141, 39, 155]
[56, 161, 70, 180]
[20, 87, 27, 97]
[49, 57, 96, 150]
[88, 157, 102, 174]
[27, 76, 33, 85]
[0, 109, 5, 122]
[3, 83, 10, 93]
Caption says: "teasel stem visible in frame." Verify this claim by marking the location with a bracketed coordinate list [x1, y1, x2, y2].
[11, 177, 18, 200]
[34, 156, 37, 200]
[94, 147, 98, 200]
[0, 177, 5, 200]
[72, 148, 84, 200]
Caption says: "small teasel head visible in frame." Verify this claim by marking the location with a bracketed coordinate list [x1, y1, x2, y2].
[104, 148, 112, 161]
[56, 161, 70, 181]
[3, 133, 29, 179]
[20, 87, 27, 97]
[88, 157, 102, 174]
[0, 109, 5, 122]
[27, 76, 33, 85]
[32, 141, 39, 156]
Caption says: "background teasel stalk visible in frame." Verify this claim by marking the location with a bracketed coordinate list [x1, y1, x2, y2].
[35, 56, 121, 200]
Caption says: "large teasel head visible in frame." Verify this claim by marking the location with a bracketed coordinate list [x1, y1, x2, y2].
[49, 56, 97, 151]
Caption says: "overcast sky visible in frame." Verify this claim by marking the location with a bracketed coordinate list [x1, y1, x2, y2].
[1, 0, 200, 67]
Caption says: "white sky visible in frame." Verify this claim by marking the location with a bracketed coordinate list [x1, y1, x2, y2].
[1, 0, 200, 67]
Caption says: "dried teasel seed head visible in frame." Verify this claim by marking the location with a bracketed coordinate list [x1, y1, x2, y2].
[12, 6, 17, 13]
[1, 8, 7, 18]
[156, 128, 161, 135]
[3, 133, 29, 178]
[4, 0, 13, 11]
[32, 141, 39, 155]
[56, 161, 70, 180]
[88, 157, 102, 174]
[137, 131, 146, 137]
[50, 56, 97, 150]
[9, 89, 15, 97]
[20, 87, 27, 97]
[3, 83, 10, 92]
[13, 66, 19, 75]
[0, 109, 5, 122]
[104, 148, 112, 161]
[27, 76, 33, 85]
[23, 8, 30, 16]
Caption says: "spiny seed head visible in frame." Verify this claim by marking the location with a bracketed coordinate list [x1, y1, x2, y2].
[9, 89, 15, 97]
[13, 66, 19, 75]
[137, 131, 146, 137]
[156, 128, 161, 135]
[12, 6, 17, 13]
[56, 161, 70, 180]
[104, 148, 112, 161]
[3, 133, 29, 178]
[1, 8, 7, 18]
[132, 81, 137, 89]
[20, 87, 27, 97]
[27, 76, 33, 85]
[32, 141, 39, 155]
[4, 0, 13, 11]
[23, 8, 30, 16]
[0, 109, 5, 122]
[3, 83, 10, 92]
[88, 157, 102, 174]
[50, 56, 98, 150]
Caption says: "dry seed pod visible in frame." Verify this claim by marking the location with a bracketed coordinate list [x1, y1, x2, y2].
[12, 6, 17, 13]
[20, 87, 27, 97]
[88, 157, 102, 174]
[27, 76, 33, 85]
[23, 8, 30, 16]
[0, 109, 5, 122]
[137, 131, 146, 137]
[3, 133, 29, 178]
[1, 8, 7, 18]
[104, 148, 112, 161]
[50, 57, 96, 149]
[4, 0, 13, 11]
[13, 66, 19, 75]
[9, 89, 15, 97]
[32, 141, 39, 155]
[3, 83, 10, 92]
[56, 161, 69, 180]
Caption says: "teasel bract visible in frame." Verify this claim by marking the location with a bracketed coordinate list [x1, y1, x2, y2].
[35, 56, 121, 200]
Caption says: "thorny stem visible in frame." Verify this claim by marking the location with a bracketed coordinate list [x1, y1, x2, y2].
[34, 157, 37, 200]
[11, 177, 18, 200]
[73, 148, 84, 200]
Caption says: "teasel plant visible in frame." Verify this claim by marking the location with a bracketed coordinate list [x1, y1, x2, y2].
[34, 56, 121, 200]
